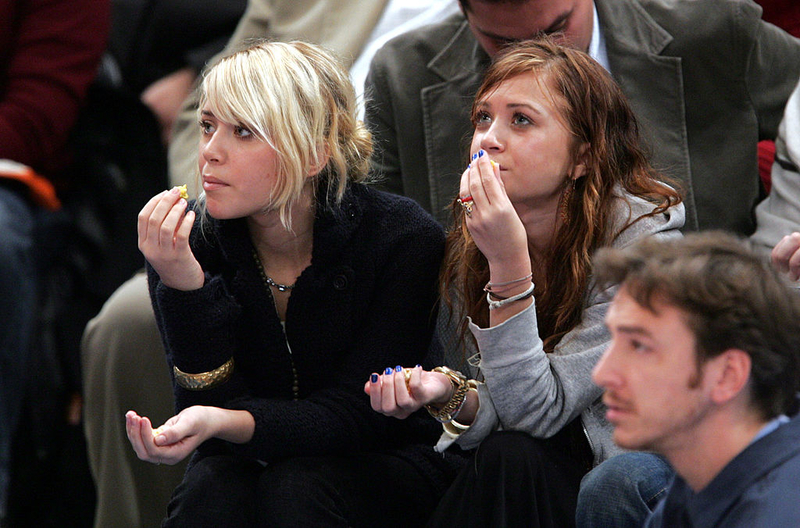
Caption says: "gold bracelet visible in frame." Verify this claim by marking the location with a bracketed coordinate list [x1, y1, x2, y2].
[173, 357, 234, 391]
[425, 366, 474, 423]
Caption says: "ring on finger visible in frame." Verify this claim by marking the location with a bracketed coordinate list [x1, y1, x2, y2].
[403, 368, 414, 397]
[457, 196, 474, 217]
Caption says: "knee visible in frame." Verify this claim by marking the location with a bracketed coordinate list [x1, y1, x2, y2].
[580, 452, 672, 505]
[165, 455, 260, 525]
[81, 271, 160, 372]
[259, 458, 341, 513]
[576, 452, 673, 526]
[473, 430, 546, 472]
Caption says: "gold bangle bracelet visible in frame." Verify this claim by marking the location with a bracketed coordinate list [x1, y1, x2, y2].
[173, 357, 234, 391]
[425, 366, 475, 423]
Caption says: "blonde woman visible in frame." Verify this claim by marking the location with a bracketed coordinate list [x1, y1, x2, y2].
[126, 40, 462, 527]
[367, 39, 685, 526]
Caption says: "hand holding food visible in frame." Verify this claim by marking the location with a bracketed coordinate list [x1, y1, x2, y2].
[137, 187, 204, 291]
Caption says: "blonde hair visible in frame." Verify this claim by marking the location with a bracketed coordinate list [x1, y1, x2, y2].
[197, 40, 372, 228]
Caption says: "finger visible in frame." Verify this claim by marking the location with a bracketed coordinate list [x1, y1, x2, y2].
[467, 151, 489, 207]
[174, 210, 196, 247]
[475, 150, 503, 205]
[393, 367, 415, 410]
[140, 189, 182, 250]
[789, 246, 800, 282]
[137, 190, 169, 244]
[367, 372, 383, 412]
[379, 367, 399, 413]
[158, 200, 188, 249]
[125, 412, 151, 460]
[459, 165, 472, 202]
[772, 234, 800, 273]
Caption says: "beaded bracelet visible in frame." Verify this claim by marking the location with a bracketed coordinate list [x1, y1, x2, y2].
[486, 282, 535, 310]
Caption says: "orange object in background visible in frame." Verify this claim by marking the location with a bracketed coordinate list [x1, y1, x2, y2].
[0, 159, 61, 210]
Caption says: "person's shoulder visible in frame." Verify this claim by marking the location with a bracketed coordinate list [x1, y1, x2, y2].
[636, 0, 759, 18]
[634, 0, 762, 34]
[609, 190, 685, 248]
[350, 183, 445, 240]
[371, 12, 467, 67]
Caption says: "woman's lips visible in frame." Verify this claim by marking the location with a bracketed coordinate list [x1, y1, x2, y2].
[202, 175, 227, 192]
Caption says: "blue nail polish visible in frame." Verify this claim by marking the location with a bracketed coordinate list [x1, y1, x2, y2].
[472, 152, 478, 161]
[371, 373, 378, 383]
[385, 367, 393, 375]
[468, 163, 471, 169]
[395, 365, 403, 372]
[416, 364, 422, 368]
[478, 149, 485, 157]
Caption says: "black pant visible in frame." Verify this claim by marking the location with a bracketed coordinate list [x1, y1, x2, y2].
[162, 452, 443, 528]
[427, 428, 592, 528]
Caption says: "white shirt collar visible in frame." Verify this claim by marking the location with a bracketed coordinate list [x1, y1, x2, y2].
[588, 2, 610, 71]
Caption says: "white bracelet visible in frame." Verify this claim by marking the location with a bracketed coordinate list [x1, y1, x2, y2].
[486, 282, 535, 310]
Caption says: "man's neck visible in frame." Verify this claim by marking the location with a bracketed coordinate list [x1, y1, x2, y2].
[666, 408, 767, 492]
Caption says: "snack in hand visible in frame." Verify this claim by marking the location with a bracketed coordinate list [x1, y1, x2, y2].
[178, 184, 189, 200]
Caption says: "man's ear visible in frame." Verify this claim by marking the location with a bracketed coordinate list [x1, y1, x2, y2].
[708, 349, 752, 405]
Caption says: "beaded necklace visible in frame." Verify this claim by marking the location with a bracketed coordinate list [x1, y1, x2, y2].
[252, 248, 300, 400]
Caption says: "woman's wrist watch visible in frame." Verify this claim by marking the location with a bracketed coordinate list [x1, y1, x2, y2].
[425, 366, 476, 423]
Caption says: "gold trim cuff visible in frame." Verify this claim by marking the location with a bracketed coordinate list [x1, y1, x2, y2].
[173, 357, 234, 391]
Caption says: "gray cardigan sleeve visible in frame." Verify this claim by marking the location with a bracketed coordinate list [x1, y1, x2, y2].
[436, 196, 685, 455]
[752, 80, 800, 254]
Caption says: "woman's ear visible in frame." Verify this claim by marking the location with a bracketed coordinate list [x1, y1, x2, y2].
[306, 144, 331, 178]
[571, 142, 589, 181]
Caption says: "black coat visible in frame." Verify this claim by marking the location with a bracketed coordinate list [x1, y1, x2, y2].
[147, 183, 463, 492]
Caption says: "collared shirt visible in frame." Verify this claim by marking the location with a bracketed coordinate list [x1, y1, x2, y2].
[589, 2, 610, 70]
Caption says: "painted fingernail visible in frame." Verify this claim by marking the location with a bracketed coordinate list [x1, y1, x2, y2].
[385, 367, 393, 375]
[416, 364, 422, 368]
[472, 152, 478, 161]
[468, 163, 471, 169]
[478, 150, 485, 157]
[395, 365, 403, 372]
[371, 373, 378, 383]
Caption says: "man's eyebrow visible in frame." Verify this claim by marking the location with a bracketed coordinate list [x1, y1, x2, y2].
[475, 8, 572, 42]
[613, 324, 653, 337]
[542, 9, 572, 34]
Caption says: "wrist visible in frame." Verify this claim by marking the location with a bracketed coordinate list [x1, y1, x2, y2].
[425, 367, 476, 423]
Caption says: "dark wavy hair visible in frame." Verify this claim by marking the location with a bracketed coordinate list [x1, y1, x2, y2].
[593, 231, 800, 419]
[441, 38, 682, 353]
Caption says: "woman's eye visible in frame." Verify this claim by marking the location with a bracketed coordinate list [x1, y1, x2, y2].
[512, 113, 532, 126]
[199, 120, 215, 135]
[474, 111, 492, 126]
[234, 126, 252, 138]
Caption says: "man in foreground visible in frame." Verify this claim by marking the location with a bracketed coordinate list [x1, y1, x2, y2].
[592, 231, 800, 527]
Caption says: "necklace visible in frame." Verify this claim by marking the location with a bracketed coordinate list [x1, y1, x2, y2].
[263, 275, 295, 293]
[252, 248, 300, 400]
[251, 248, 295, 293]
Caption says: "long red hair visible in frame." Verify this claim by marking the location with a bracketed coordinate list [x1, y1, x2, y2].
[441, 38, 682, 353]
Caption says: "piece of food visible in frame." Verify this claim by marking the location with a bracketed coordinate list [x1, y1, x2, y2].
[178, 184, 188, 200]
[152, 426, 164, 437]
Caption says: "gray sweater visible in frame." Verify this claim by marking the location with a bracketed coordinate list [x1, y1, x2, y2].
[435, 192, 685, 466]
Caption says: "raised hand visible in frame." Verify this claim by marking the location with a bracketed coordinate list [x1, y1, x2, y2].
[772, 232, 800, 282]
[137, 187, 203, 290]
